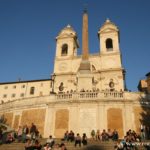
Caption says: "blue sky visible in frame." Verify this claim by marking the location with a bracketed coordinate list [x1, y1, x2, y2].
[0, 0, 150, 91]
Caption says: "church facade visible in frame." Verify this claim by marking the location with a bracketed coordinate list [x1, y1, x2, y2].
[0, 11, 150, 138]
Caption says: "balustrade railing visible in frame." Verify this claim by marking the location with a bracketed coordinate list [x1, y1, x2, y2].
[1, 92, 149, 111]
[56, 91, 124, 100]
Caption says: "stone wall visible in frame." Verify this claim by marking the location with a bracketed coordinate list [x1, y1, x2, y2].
[21, 108, 46, 135]
[107, 108, 123, 138]
[55, 109, 69, 138]
[4, 112, 13, 127]
[133, 106, 143, 133]
[13, 115, 20, 130]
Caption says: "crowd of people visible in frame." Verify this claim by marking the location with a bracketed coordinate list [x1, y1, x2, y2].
[0, 123, 39, 145]
[90, 129, 119, 141]
[24, 137, 67, 150]
[114, 129, 150, 150]
[62, 130, 88, 147]
[1, 124, 150, 150]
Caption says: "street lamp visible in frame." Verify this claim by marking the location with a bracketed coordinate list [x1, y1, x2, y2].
[51, 73, 56, 94]
[123, 70, 128, 91]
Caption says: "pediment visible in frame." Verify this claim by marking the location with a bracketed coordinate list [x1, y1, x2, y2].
[56, 33, 75, 39]
[100, 27, 118, 34]
[98, 20, 119, 35]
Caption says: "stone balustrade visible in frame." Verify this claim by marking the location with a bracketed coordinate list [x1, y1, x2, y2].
[56, 91, 124, 100]
[0, 91, 150, 112]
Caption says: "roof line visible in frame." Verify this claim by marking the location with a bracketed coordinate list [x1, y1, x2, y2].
[0, 78, 51, 85]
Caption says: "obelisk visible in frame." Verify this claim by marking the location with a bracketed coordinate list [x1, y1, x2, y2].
[82, 9, 89, 60]
[79, 9, 91, 72]
[77, 9, 92, 91]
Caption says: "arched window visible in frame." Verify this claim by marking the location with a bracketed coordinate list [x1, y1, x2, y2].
[30, 87, 35, 95]
[106, 38, 113, 51]
[61, 44, 68, 56]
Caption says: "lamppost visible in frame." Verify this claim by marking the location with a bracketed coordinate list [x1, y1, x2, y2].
[51, 73, 56, 94]
[123, 70, 128, 91]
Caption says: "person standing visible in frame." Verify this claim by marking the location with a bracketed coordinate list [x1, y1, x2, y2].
[82, 133, 87, 146]
[17, 126, 23, 142]
[22, 124, 29, 143]
[75, 133, 81, 147]
[91, 130, 95, 140]
[30, 123, 37, 140]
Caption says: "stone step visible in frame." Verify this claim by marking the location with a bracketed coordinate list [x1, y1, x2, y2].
[0, 143, 114, 150]
[0, 139, 116, 150]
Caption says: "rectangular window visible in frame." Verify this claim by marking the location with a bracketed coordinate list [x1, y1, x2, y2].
[13, 85, 16, 89]
[11, 94, 16, 98]
[20, 93, 24, 97]
[30, 87, 35, 95]
[1, 100, 4, 104]
[22, 85, 25, 88]
[39, 92, 43, 96]
[3, 94, 7, 98]
[4, 86, 8, 89]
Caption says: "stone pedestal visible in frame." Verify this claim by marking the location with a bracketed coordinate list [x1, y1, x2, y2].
[77, 60, 93, 91]
[77, 73, 93, 92]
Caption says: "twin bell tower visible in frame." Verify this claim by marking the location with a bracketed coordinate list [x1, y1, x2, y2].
[53, 9, 125, 93]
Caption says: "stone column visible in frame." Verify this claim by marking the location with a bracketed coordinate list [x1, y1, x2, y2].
[44, 105, 55, 138]
[69, 104, 79, 133]
[123, 104, 135, 133]
[99, 104, 107, 130]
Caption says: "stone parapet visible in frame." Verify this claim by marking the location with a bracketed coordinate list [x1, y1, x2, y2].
[0, 92, 150, 112]
[0, 95, 55, 112]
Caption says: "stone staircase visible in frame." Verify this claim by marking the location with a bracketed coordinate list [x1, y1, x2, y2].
[0, 139, 116, 150]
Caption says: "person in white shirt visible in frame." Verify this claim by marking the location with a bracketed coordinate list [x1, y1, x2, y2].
[43, 143, 52, 150]
[46, 135, 55, 147]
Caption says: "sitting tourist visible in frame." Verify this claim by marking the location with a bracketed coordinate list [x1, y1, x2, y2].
[17, 125, 23, 142]
[114, 140, 124, 150]
[25, 139, 33, 150]
[101, 129, 108, 141]
[46, 135, 55, 147]
[32, 139, 42, 150]
[91, 129, 95, 140]
[96, 130, 101, 141]
[63, 131, 68, 141]
[5, 133, 14, 144]
[53, 143, 60, 150]
[82, 133, 87, 146]
[0, 127, 2, 144]
[107, 129, 113, 140]
[60, 143, 67, 150]
[112, 129, 119, 141]
[43, 143, 52, 150]
[67, 130, 74, 142]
